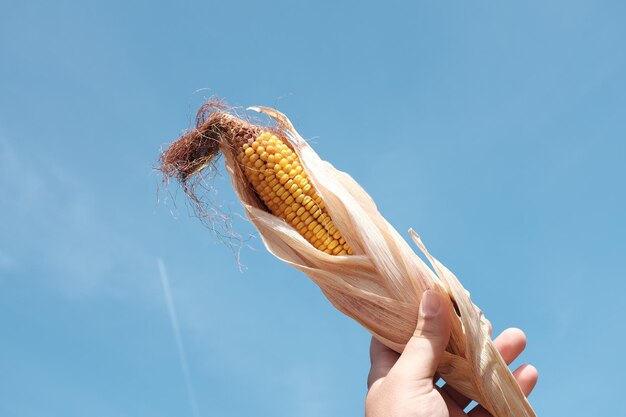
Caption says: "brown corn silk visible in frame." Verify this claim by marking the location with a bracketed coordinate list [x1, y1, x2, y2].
[159, 102, 537, 417]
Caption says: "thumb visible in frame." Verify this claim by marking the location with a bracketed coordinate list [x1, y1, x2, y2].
[392, 289, 451, 383]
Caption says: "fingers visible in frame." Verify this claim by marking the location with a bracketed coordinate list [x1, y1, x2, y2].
[512, 364, 538, 396]
[367, 337, 400, 389]
[390, 290, 451, 384]
[441, 328, 528, 408]
[467, 364, 538, 417]
[493, 328, 526, 364]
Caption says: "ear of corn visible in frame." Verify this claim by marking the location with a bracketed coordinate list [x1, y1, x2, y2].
[160, 103, 537, 417]
[238, 132, 352, 256]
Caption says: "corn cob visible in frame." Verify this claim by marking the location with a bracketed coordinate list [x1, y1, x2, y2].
[238, 132, 352, 255]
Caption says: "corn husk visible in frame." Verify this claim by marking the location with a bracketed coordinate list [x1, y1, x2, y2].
[186, 105, 536, 417]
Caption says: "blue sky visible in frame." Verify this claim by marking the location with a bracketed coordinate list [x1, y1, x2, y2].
[1, 1, 624, 416]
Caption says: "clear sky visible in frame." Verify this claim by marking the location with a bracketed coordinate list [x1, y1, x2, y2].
[1, 1, 624, 416]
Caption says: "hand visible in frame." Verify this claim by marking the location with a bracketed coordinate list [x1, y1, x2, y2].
[365, 290, 538, 417]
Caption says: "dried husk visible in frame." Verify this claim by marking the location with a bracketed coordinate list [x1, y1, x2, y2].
[172, 105, 537, 417]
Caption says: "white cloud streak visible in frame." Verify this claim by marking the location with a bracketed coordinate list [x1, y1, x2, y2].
[158, 258, 200, 417]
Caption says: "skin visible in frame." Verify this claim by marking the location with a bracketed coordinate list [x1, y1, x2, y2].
[366, 290, 538, 417]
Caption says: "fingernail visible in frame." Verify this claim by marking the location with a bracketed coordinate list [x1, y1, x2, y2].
[420, 290, 441, 317]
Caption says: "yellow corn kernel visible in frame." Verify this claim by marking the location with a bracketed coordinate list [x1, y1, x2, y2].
[237, 132, 353, 255]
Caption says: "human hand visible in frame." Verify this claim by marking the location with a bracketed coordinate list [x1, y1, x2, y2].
[365, 290, 538, 417]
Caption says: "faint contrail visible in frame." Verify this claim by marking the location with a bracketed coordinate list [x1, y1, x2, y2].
[157, 258, 200, 417]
